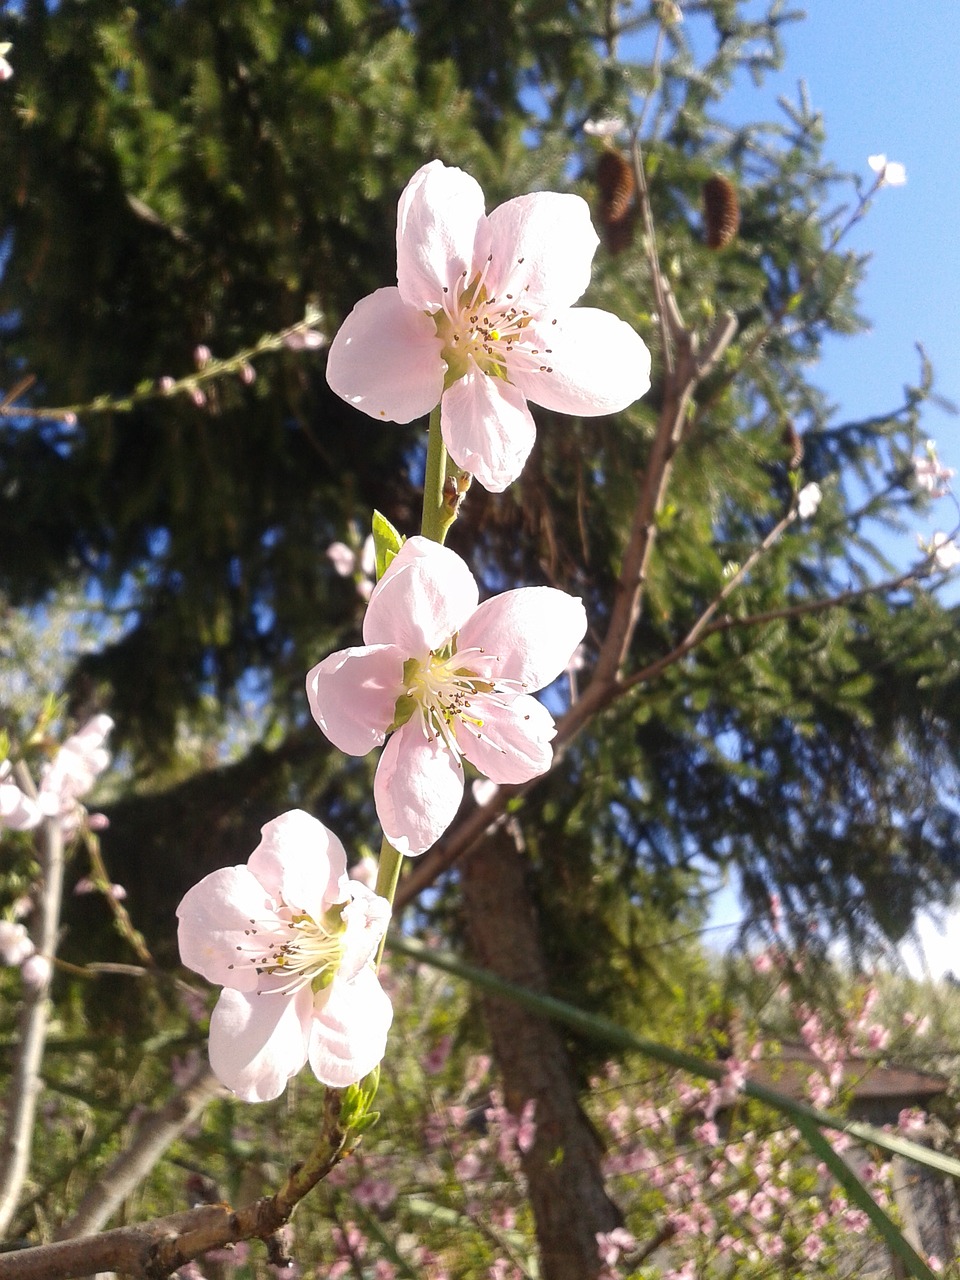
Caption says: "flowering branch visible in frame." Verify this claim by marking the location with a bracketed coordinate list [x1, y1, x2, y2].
[0, 309, 325, 423]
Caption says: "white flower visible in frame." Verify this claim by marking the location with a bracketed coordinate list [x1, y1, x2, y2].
[583, 117, 625, 139]
[924, 532, 960, 572]
[867, 154, 906, 187]
[797, 482, 822, 520]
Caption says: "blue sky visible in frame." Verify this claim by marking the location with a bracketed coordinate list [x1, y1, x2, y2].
[668, 2, 960, 968]
[723, 1, 960, 549]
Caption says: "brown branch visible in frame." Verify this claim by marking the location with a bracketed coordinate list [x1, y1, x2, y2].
[396, 559, 927, 911]
[0, 1087, 347, 1280]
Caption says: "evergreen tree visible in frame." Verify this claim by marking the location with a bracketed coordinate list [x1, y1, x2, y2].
[0, 2, 958, 1276]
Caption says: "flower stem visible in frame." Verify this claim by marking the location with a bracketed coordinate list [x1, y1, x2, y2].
[420, 403, 448, 544]
[420, 403, 466, 547]
[374, 835, 403, 969]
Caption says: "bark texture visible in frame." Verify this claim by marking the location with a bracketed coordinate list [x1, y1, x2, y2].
[461, 825, 623, 1280]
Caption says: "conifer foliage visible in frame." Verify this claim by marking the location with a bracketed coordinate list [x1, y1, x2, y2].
[0, 3, 958, 1278]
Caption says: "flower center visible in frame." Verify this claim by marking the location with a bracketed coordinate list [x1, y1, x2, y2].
[432, 264, 554, 387]
[233, 902, 349, 997]
[389, 639, 509, 759]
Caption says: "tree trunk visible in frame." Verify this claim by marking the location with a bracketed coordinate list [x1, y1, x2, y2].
[460, 825, 623, 1280]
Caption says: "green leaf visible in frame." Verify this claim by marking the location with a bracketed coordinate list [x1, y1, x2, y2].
[372, 510, 404, 580]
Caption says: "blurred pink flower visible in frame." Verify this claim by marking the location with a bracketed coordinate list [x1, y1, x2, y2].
[326, 160, 651, 492]
[0, 762, 40, 831]
[38, 714, 114, 834]
[20, 953, 51, 989]
[177, 810, 392, 1101]
[307, 537, 587, 855]
[0, 920, 34, 966]
[913, 442, 954, 496]
[595, 1227, 636, 1267]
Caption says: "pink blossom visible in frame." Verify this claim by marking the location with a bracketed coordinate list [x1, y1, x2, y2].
[306, 537, 587, 855]
[913, 443, 955, 496]
[283, 327, 327, 351]
[20, 953, 51, 989]
[0, 920, 35, 966]
[74, 875, 126, 900]
[595, 1228, 636, 1267]
[515, 1098, 537, 1153]
[326, 160, 651, 493]
[0, 45, 12, 82]
[38, 714, 114, 833]
[327, 535, 377, 601]
[0, 762, 41, 831]
[801, 1234, 825, 1261]
[423, 1033, 453, 1075]
[865, 1023, 890, 1051]
[176, 810, 393, 1101]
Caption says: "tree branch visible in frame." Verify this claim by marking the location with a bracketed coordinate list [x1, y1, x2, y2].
[0, 1087, 347, 1280]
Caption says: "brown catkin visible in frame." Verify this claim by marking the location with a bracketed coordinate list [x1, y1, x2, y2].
[596, 148, 635, 224]
[702, 173, 740, 249]
[782, 422, 804, 470]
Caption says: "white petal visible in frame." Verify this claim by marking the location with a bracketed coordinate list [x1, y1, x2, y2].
[339, 882, 392, 981]
[209, 986, 312, 1102]
[512, 308, 651, 416]
[306, 644, 405, 756]
[441, 368, 537, 493]
[457, 694, 556, 784]
[396, 161, 490, 310]
[483, 192, 598, 310]
[247, 810, 348, 915]
[308, 966, 393, 1087]
[457, 587, 587, 690]
[177, 866, 283, 992]
[374, 724, 465, 856]
[326, 287, 445, 423]
[363, 536, 479, 653]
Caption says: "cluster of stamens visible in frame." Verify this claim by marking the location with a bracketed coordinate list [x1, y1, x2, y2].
[402, 640, 521, 761]
[227, 906, 347, 997]
[434, 256, 556, 384]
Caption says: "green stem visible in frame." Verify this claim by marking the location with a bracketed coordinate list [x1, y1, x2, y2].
[420, 403, 448, 544]
[374, 836, 403, 970]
